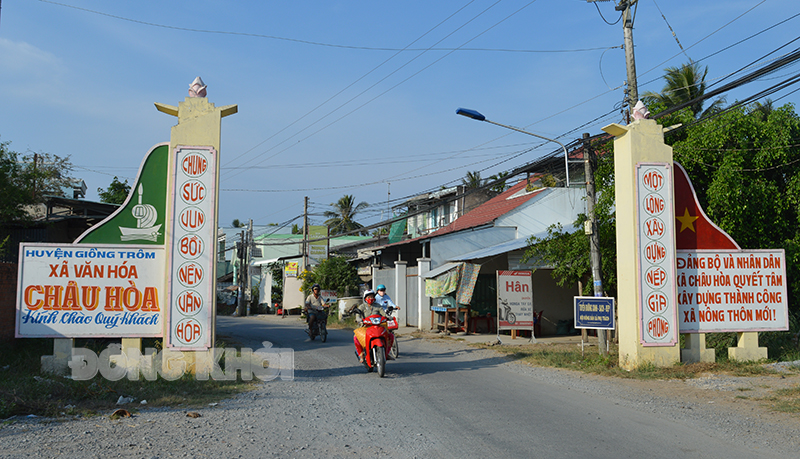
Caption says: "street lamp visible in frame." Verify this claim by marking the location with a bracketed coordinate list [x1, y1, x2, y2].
[456, 108, 570, 187]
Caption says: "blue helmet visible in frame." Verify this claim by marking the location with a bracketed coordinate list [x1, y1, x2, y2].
[376, 284, 386, 291]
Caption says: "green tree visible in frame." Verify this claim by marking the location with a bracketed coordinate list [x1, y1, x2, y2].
[488, 171, 510, 193]
[0, 139, 32, 223]
[0, 140, 74, 223]
[525, 101, 800, 323]
[462, 170, 485, 189]
[20, 151, 75, 201]
[97, 176, 131, 205]
[300, 256, 360, 297]
[523, 139, 618, 298]
[642, 62, 725, 118]
[324, 195, 368, 236]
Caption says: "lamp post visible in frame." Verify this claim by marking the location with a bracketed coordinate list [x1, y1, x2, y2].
[456, 108, 570, 187]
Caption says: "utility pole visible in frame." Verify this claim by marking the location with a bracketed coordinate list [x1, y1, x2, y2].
[236, 230, 245, 316]
[583, 133, 607, 355]
[618, 0, 639, 115]
[303, 197, 309, 269]
[245, 219, 253, 316]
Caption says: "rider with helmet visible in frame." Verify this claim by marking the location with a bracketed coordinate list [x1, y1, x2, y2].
[304, 283, 325, 334]
[374, 284, 398, 313]
[350, 289, 390, 364]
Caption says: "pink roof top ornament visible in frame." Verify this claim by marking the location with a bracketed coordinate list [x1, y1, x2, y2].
[188, 77, 207, 98]
[632, 100, 650, 120]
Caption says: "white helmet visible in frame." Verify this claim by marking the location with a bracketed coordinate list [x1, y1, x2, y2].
[363, 289, 376, 300]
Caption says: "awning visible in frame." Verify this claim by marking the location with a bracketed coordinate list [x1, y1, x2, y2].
[449, 238, 530, 261]
[422, 262, 462, 279]
[252, 257, 280, 266]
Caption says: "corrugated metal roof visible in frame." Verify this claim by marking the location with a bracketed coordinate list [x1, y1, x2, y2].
[449, 238, 530, 261]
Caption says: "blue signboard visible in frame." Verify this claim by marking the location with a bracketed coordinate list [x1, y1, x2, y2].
[574, 296, 615, 330]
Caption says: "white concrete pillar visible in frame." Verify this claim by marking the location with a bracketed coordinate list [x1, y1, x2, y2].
[417, 258, 431, 331]
[395, 260, 408, 326]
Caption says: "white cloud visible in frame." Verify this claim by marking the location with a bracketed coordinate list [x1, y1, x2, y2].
[0, 38, 67, 97]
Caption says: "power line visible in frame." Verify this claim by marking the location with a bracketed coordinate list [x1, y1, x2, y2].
[38, 0, 612, 54]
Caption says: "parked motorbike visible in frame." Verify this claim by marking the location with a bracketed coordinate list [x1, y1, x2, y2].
[307, 306, 329, 342]
[355, 306, 397, 377]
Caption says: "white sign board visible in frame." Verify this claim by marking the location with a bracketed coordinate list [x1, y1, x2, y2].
[167, 146, 217, 350]
[637, 163, 678, 346]
[496, 270, 534, 330]
[16, 243, 164, 338]
[677, 250, 789, 333]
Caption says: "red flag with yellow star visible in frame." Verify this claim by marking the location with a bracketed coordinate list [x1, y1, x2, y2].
[673, 162, 740, 250]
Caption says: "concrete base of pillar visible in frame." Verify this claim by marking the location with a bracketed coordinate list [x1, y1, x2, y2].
[41, 338, 74, 375]
[681, 333, 715, 363]
[728, 332, 768, 362]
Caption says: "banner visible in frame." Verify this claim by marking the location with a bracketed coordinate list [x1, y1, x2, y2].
[308, 225, 328, 265]
[496, 270, 534, 330]
[16, 244, 165, 338]
[677, 250, 788, 333]
[166, 146, 217, 350]
[637, 163, 678, 346]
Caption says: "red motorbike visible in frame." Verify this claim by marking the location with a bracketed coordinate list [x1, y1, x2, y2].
[355, 307, 398, 377]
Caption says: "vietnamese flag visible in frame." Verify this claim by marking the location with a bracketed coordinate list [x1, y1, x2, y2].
[673, 162, 740, 250]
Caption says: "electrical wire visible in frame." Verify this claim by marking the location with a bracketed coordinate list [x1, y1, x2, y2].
[223, 0, 540, 181]
[38, 0, 612, 54]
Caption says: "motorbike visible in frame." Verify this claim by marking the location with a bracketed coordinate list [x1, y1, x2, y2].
[355, 306, 398, 377]
[351, 306, 399, 359]
[306, 306, 329, 342]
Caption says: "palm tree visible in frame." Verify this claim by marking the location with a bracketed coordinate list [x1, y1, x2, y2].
[488, 171, 510, 193]
[324, 195, 369, 236]
[462, 170, 485, 189]
[642, 62, 724, 118]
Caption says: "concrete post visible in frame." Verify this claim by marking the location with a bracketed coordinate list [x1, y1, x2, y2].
[417, 258, 431, 331]
[603, 119, 680, 370]
[728, 332, 768, 361]
[395, 260, 408, 326]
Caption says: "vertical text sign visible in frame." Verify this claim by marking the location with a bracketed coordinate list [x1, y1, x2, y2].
[637, 163, 678, 346]
[167, 146, 217, 349]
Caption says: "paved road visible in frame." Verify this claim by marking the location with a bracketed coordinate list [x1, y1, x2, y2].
[1, 314, 797, 458]
[215, 314, 796, 459]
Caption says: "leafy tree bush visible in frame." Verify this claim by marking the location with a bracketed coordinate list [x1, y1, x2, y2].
[300, 256, 360, 297]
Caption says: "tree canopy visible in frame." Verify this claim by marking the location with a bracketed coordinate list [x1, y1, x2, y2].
[524, 100, 800, 321]
[642, 62, 725, 118]
[299, 256, 360, 297]
[1, 139, 74, 223]
[97, 176, 131, 205]
[324, 195, 368, 236]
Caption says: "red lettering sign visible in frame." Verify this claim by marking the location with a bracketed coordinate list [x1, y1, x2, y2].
[175, 318, 202, 344]
[177, 290, 203, 315]
[643, 193, 665, 216]
[180, 181, 206, 204]
[646, 292, 668, 313]
[647, 316, 670, 339]
[643, 217, 665, 239]
[178, 234, 204, 259]
[645, 266, 668, 288]
[642, 169, 664, 192]
[177, 262, 203, 287]
[179, 207, 206, 232]
[182, 153, 207, 177]
[644, 241, 666, 264]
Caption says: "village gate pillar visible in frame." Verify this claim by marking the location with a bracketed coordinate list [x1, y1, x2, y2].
[603, 119, 680, 370]
[156, 79, 237, 374]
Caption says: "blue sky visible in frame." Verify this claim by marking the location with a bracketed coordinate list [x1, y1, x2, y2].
[2, 1, 799, 233]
